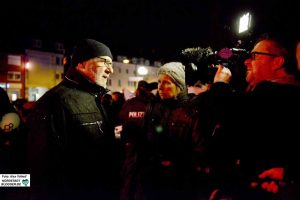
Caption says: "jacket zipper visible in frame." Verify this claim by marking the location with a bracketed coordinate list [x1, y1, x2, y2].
[81, 120, 103, 134]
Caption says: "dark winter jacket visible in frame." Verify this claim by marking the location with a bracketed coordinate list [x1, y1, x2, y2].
[121, 90, 207, 200]
[119, 95, 151, 144]
[203, 80, 300, 200]
[239, 80, 300, 181]
[26, 67, 119, 200]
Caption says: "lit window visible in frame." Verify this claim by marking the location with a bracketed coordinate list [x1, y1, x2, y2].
[7, 71, 21, 81]
[128, 81, 135, 87]
[8, 55, 21, 66]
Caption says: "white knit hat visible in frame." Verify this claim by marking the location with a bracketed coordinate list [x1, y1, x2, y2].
[158, 62, 186, 90]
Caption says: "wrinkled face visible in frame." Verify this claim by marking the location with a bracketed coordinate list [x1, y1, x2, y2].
[158, 74, 181, 100]
[76, 56, 113, 88]
[249, 40, 282, 85]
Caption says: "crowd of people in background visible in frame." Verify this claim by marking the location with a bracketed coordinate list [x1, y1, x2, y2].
[1, 34, 300, 200]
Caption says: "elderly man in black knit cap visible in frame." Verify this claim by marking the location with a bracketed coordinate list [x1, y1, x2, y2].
[26, 39, 119, 200]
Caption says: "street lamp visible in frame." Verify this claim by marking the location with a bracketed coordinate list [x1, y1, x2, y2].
[137, 66, 148, 76]
[122, 58, 130, 64]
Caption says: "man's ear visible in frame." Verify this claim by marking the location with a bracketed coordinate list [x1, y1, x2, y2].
[273, 56, 285, 71]
[76, 62, 84, 70]
[276, 56, 285, 67]
[75, 63, 87, 76]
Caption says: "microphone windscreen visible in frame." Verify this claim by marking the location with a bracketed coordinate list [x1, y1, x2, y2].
[0, 112, 21, 133]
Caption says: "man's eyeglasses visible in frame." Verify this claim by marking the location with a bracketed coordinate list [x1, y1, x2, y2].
[97, 57, 113, 67]
[251, 52, 279, 60]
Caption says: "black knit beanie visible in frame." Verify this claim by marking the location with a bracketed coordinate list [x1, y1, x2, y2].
[71, 39, 112, 67]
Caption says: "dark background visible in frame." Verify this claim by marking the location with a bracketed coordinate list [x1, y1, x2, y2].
[0, 0, 299, 61]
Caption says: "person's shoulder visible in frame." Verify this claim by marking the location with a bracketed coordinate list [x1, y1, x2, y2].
[257, 80, 300, 91]
[43, 81, 88, 101]
[125, 97, 137, 103]
[187, 90, 210, 107]
[29, 84, 67, 113]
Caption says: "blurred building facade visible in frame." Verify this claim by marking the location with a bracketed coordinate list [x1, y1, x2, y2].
[0, 53, 26, 101]
[0, 39, 160, 101]
[108, 56, 160, 93]
[24, 49, 64, 101]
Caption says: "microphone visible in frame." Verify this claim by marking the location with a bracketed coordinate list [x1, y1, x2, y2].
[0, 112, 21, 133]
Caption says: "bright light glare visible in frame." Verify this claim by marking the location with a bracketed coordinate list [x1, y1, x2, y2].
[122, 59, 130, 64]
[238, 12, 251, 33]
[137, 66, 148, 75]
[12, 93, 17, 101]
[25, 62, 31, 69]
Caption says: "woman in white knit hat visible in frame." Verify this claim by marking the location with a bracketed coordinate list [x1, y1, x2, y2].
[121, 62, 209, 200]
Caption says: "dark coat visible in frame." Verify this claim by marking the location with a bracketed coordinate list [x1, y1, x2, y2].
[189, 82, 241, 197]
[26, 68, 119, 200]
[118, 95, 151, 144]
[194, 80, 300, 199]
[121, 90, 207, 200]
[239, 80, 300, 185]
[223, 80, 300, 200]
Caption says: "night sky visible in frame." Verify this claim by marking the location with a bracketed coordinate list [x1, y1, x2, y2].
[1, 0, 298, 61]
